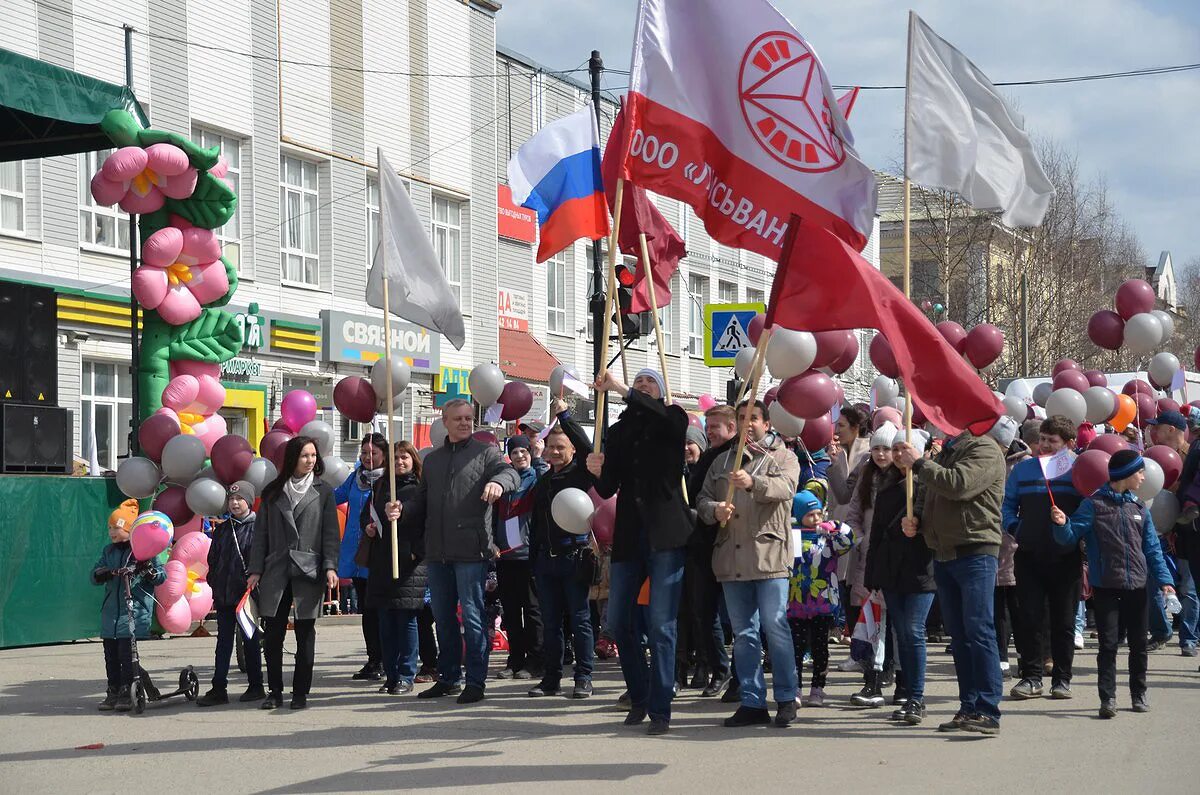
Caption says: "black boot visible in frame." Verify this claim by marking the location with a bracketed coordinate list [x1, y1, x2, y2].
[98, 687, 119, 712]
[114, 685, 133, 712]
[850, 669, 884, 707]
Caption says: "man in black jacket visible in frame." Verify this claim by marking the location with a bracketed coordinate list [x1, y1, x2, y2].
[588, 368, 692, 735]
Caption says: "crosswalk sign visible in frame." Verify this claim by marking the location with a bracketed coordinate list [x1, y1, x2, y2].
[704, 302, 766, 367]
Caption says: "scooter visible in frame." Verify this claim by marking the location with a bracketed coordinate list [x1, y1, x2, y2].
[117, 566, 200, 714]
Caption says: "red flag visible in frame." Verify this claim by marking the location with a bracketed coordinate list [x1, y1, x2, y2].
[602, 107, 686, 313]
[766, 217, 1000, 436]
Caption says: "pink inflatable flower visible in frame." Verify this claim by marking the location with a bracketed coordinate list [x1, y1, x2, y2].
[90, 144, 198, 214]
[133, 225, 229, 325]
[155, 406, 227, 456]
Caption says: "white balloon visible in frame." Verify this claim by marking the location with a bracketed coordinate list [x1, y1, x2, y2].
[185, 478, 228, 517]
[1004, 378, 1033, 402]
[320, 455, 353, 488]
[299, 420, 336, 456]
[551, 487, 595, 535]
[1123, 312, 1163, 356]
[734, 347, 758, 380]
[765, 328, 817, 380]
[1032, 382, 1054, 408]
[1002, 395, 1028, 424]
[1149, 352, 1180, 389]
[370, 357, 411, 400]
[1151, 309, 1176, 342]
[468, 363, 506, 407]
[768, 401, 806, 437]
[872, 376, 900, 406]
[1044, 388, 1087, 427]
[1149, 488, 1179, 532]
[428, 418, 448, 448]
[1082, 386, 1117, 425]
[1134, 458, 1165, 501]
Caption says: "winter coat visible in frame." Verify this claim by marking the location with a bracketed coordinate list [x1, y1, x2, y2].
[827, 437, 871, 524]
[335, 466, 378, 579]
[403, 436, 520, 563]
[248, 481, 341, 621]
[687, 438, 735, 554]
[530, 411, 596, 557]
[207, 512, 256, 609]
[596, 388, 693, 561]
[92, 542, 166, 639]
[1054, 485, 1172, 590]
[787, 519, 853, 619]
[1002, 455, 1084, 562]
[493, 464, 541, 560]
[699, 433, 800, 582]
[863, 468, 934, 594]
[843, 463, 883, 604]
[913, 431, 1005, 562]
[361, 472, 428, 611]
[793, 443, 831, 486]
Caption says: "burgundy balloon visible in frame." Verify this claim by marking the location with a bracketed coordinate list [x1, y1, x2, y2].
[964, 324, 1005, 369]
[1194, 346, 1200, 372]
[499, 381, 535, 421]
[829, 333, 860, 374]
[1135, 393, 1158, 427]
[1145, 445, 1183, 489]
[260, 430, 294, 472]
[1087, 310, 1125, 351]
[936, 321, 968, 353]
[810, 330, 852, 370]
[138, 413, 180, 463]
[1115, 279, 1156, 321]
[763, 386, 780, 408]
[1122, 379, 1154, 397]
[869, 335, 900, 379]
[799, 413, 833, 450]
[1052, 359, 1081, 377]
[1088, 433, 1130, 455]
[471, 430, 498, 447]
[271, 417, 292, 431]
[1072, 449, 1112, 496]
[1052, 370, 1090, 393]
[211, 434, 254, 485]
[778, 370, 839, 420]
[1084, 370, 1108, 388]
[747, 313, 766, 346]
[334, 376, 378, 423]
[152, 484, 194, 527]
[833, 381, 845, 407]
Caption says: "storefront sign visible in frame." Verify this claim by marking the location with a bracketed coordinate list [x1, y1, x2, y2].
[234, 304, 265, 350]
[498, 289, 529, 332]
[498, 184, 536, 244]
[220, 357, 261, 382]
[321, 310, 441, 374]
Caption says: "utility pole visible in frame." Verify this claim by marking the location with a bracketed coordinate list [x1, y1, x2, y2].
[588, 50, 608, 436]
[124, 23, 140, 454]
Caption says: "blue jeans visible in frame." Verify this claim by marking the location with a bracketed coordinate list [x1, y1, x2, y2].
[934, 555, 1003, 721]
[1178, 559, 1199, 648]
[426, 561, 490, 689]
[1148, 580, 1172, 642]
[722, 578, 799, 709]
[883, 590, 935, 701]
[534, 549, 595, 686]
[608, 547, 686, 721]
[1075, 600, 1086, 635]
[378, 608, 420, 685]
[213, 606, 262, 690]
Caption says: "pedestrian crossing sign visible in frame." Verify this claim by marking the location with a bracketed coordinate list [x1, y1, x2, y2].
[704, 302, 765, 367]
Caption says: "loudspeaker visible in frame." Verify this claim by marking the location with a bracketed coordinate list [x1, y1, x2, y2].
[1, 403, 71, 473]
[0, 281, 58, 405]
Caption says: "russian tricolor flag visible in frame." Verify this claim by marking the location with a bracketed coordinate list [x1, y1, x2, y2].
[506, 103, 610, 263]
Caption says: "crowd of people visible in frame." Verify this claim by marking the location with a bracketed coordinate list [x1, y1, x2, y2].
[91, 369, 1198, 735]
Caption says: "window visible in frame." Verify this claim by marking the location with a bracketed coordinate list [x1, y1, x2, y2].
[688, 274, 707, 356]
[79, 149, 130, 252]
[747, 288, 765, 307]
[366, 177, 379, 269]
[547, 250, 568, 334]
[585, 243, 601, 341]
[718, 280, 737, 304]
[432, 196, 463, 303]
[658, 284, 674, 354]
[81, 360, 132, 472]
[279, 154, 319, 285]
[195, 129, 242, 270]
[1, 160, 23, 234]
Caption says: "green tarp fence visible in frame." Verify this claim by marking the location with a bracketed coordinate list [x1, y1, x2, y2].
[0, 476, 127, 647]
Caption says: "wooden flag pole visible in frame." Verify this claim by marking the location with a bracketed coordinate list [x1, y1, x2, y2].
[720, 326, 773, 525]
[594, 177, 625, 449]
[902, 10, 916, 520]
[382, 274, 400, 580]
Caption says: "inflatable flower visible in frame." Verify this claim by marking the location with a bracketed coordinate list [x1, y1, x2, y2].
[90, 143, 198, 214]
[133, 225, 230, 325]
[155, 406, 227, 456]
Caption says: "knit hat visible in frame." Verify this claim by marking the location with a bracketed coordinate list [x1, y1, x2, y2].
[987, 415, 1020, 449]
[108, 498, 139, 538]
[685, 426, 708, 451]
[505, 434, 532, 453]
[870, 421, 899, 449]
[906, 428, 931, 456]
[227, 480, 256, 504]
[634, 368, 667, 399]
[1108, 449, 1145, 481]
[793, 489, 823, 518]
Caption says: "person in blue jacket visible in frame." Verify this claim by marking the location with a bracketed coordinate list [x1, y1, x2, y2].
[336, 432, 389, 681]
[1051, 449, 1176, 718]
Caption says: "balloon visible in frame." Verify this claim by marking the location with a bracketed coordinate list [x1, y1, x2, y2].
[272, 417, 292, 432]
[1089, 433, 1130, 455]
[1044, 388, 1086, 427]
[211, 434, 254, 484]
[334, 376, 377, 423]
[174, 515, 203, 537]
[687, 413, 703, 429]
[299, 420, 336, 457]
[763, 386, 779, 409]
[152, 484, 194, 527]
[1135, 393, 1158, 428]
[872, 407, 903, 431]
[1134, 458, 1165, 501]
[1157, 397, 1180, 416]
[1072, 449, 1111, 496]
[1145, 445, 1182, 489]
[259, 430, 293, 472]
[428, 419, 448, 448]
[1052, 359, 1081, 377]
[1110, 394, 1138, 432]
[1088, 310, 1125, 351]
[549, 365, 581, 397]
[138, 413, 180, 463]
[185, 478, 228, 517]
[778, 370, 838, 420]
[697, 393, 718, 412]
[472, 430, 498, 446]
[1121, 379, 1154, 398]
[588, 490, 617, 548]
[130, 511, 174, 561]
[169, 530, 211, 568]
[799, 413, 833, 450]
[936, 321, 968, 353]
[499, 381, 535, 421]
[1195, 346, 1200, 373]
[869, 335, 899, 379]
[768, 401, 806, 437]
[370, 357, 411, 402]
[1084, 370, 1107, 388]
[280, 389, 318, 433]
[158, 560, 189, 603]
[550, 487, 594, 535]
[1032, 382, 1054, 408]
[810, 330, 852, 370]
[765, 327, 817, 379]
[1052, 370, 1090, 393]
[160, 434, 206, 482]
[1082, 387, 1118, 425]
[321, 456, 353, 488]
[1115, 278, 1156, 320]
[243, 457, 276, 494]
[734, 347, 758, 380]
[1004, 379, 1033, 402]
[1149, 352, 1180, 390]
[964, 324, 1004, 369]
[156, 597, 193, 634]
[187, 581, 214, 622]
[468, 363, 506, 407]
[747, 313, 766, 345]
[116, 456, 162, 499]
[1002, 395, 1028, 424]
[1151, 309, 1175, 342]
[1123, 312, 1163, 355]
[418, 446, 434, 460]
[1150, 489, 1180, 532]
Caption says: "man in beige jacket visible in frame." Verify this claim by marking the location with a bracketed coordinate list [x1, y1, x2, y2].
[698, 399, 801, 728]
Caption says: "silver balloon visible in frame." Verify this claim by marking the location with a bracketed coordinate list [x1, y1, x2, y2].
[299, 420, 336, 456]
[185, 477, 228, 517]
[1134, 457, 1165, 501]
[468, 363, 506, 407]
[1082, 386, 1117, 425]
[549, 365, 581, 397]
[1044, 388, 1087, 427]
[116, 456, 162, 499]
[1032, 382, 1054, 408]
[1148, 351, 1180, 389]
[428, 418, 448, 448]
[1151, 309, 1176, 342]
[734, 347, 758, 380]
[1149, 488, 1179, 532]
[417, 445, 435, 461]
[1123, 312, 1163, 356]
[765, 328, 817, 380]
[170, 463, 214, 487]
[550, 487, 595, 535]
[161, 434, 207, 482]
[768, 401, 806, 437]
[243, 457, 277, 493]
[1004, 378, 1033, 402]
[320, 455, 353, 488]
[1002, 395, 1028, 424]
[872, 376, 900, 406]
[370, 357, 411, 401]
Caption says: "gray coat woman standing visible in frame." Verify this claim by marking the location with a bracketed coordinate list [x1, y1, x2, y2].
[247, 435, 341, 710]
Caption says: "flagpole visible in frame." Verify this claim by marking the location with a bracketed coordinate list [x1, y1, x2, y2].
[719, 327, 772, 524]
[381, 272, 400, 580]
[903, 10, 916, 520]
[594, 179, 625, 448]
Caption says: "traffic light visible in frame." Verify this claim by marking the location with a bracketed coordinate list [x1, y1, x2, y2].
[615, 262, 643, 339]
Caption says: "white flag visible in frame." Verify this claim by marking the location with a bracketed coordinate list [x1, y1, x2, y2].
[905, 13, 1054, 228]
[1038, 449, 1073, 481]
[87, 421, 101, 476]
[367, 148, 466, 349]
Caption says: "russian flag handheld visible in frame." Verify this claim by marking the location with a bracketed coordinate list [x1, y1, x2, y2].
[507, 103, 610, 263]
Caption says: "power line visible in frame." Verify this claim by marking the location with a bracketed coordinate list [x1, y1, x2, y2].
[836, 61, 1200, 90]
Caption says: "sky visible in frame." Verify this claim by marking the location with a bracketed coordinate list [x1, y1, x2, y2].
[496, 0, 1200, 271]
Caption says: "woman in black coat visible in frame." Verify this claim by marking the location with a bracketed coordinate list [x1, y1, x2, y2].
[361, 439, 428, 695]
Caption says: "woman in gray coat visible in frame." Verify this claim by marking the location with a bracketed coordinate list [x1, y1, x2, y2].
[247, 435, 341, 710]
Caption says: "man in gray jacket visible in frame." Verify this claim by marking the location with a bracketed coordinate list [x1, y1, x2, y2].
[389, 398, 519, 704]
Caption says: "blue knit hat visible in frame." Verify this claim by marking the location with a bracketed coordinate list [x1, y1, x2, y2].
[1108, 449, 1145, 481]
[793, 489, 823, 518]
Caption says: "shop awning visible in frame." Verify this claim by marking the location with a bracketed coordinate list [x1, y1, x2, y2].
[0, 47, 148, 162]
[498, 327, 562, 383]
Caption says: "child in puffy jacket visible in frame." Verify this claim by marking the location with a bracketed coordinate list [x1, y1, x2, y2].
[787, 490, 853, 707]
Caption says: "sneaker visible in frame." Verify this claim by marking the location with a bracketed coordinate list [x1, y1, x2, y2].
[98, 689, 118, 712]
[879, 668, 895, 688]
[902, 700, 926, 725]
[702, 673, 730, 698]
[239, 686, 266, 703]
[456, 685, 485, 704]
[1099, 699, 1117, 719]
[353, 663, 383, 681]
[723, 705, 771, 727]
[962, 715, 1000, 736]
[1131, 694, 1149, 713]
[572, 680, 593, 699]
[1050, 682, 1072, 699]
[1074, 633, 1085, 650]
[114, 686, 133, 713]
[806, 687, 825, 708]
[260, 691, 284, 710]
[647, 719, 670, 735]
[513, 669, 534, 680]
[415, 666, 437, 684]
[891, 687, 909, 706]
[720, 682, 741, 704]
[837, 655, 863, 673]
[774, 700, 798, 727]
[1009, 678, 1043, 699]
[197, 687, 229, 707]
[850, 682, 884, 708]
[418, 681, 462, 699]
[379, 682, 398, 694]
[937, 711, 974, 732]
[527, 682, 562, 697]
[494, 668, 516, 680]
[890, 701, 909, 721]
[396, 681, 414, 695]
[1146, 637, 1169, 652]
[1182, 646, 1199, 658]
[624, 706, 647, 725]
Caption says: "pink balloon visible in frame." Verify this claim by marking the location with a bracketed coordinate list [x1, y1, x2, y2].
[872, 407, 903, 431]
[1115, 279, 1156, 320]
[191, 413, 227, 456]
[157, 560, 189, 603]
[747, 314, 766, 345]
[175, 515, 203, 536]
[1122, 379, 1154, 397]
[170, 531, 212, 568]
[152, 485, 194, 526]
[1157, 397, 1181, 415]
[829, 333, 860, 374]
[1072, 449, 1112, 496]
[138, 413, 180, 463]
[186, 582, 214, 622]
[1145, 444, 1182, 488]
[869, 335, 900, 379]
[1052, 370, 1091, 393]
[964, 324, 1005, 369]
[130, 520, 172, 562]
[1052, 359, 1081, 377]
[280, 390, 318, 433]
[799, 413, 834, 450]
[697, 393, 718, 412]
[334, 377, 377, 423]
[156, 597, 193, 634]
[1088, 433, 1130, 455]
[499, 381, 534, 421]
[687, 413, 703, 429]
[1088, 310, 1125, 351]
[763, 386, 779, 409]
[778, 370, 838, 420]
[1084, 370, 1108, 388]
[936, 321, 968, 353]
[811, 330, 852, 370]
[588, 488, 617, 548]
[260, 430, 294, 471]
[211, 434, 254, 485]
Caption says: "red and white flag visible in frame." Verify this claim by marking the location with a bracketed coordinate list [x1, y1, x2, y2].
[621, 0, 877, 257]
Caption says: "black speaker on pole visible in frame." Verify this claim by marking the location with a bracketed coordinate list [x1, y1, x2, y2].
[1, 403, 72, 473]
[0, 281, 58, 405]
